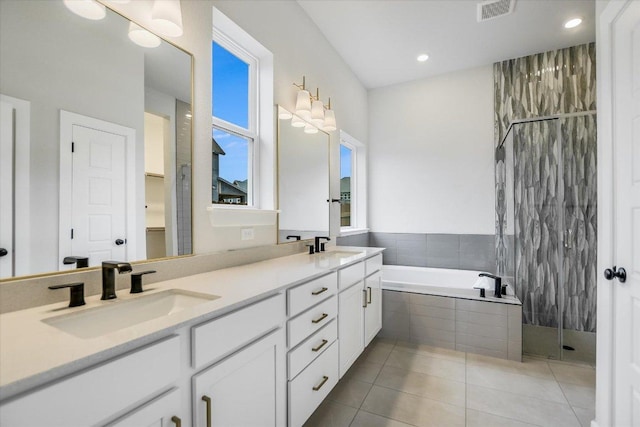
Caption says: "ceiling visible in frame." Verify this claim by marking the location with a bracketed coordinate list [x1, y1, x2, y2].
[297, 0, 596, 89]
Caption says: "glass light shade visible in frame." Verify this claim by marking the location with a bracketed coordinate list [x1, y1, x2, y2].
[323, 109, 337, 132]
[278, 107, 293, 120]
[295, 90, 312, 119]
[304, 124, 319, 134]
[151, 0, 184, 37]
[291, 115, 306, 128]
[128, 22, 161, 48]
[311, 99, 325, 126]
[63, 0, 106, 20]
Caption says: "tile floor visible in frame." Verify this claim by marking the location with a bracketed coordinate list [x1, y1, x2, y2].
[304, 338, 596, 427]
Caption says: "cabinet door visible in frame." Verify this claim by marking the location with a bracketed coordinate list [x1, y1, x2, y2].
[193, 329, 286, 427]
[338, 281, 365, 377]
[108, 388, 183, 427]
[364, 272, 382, 347]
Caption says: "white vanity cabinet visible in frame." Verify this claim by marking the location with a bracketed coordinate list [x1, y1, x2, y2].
[286, 272, 339, 427]
[191, 293, 286, 427]
[364, 270, 382, 346]
[108, 388, 183, 427]
[0, 336, 183, 426]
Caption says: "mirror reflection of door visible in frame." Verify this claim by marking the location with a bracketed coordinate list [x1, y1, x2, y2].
[59, 111, 137, 270]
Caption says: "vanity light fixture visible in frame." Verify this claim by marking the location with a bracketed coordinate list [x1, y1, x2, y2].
[63, 0, 106, 20]
[128, 22, 161, 48]
[564, 17, 582, 29]
[417, 53, 429, 62]
[278, 106, 293, 120]
[290, 75, 338, 133]
[151, 0, 184, 38]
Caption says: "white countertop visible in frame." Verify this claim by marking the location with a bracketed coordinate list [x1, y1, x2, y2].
[0, 247, 383, 400]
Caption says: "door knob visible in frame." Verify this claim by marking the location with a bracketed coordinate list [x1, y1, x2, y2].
[0, 248, 7, 257]
[604, 266, 627, 283]
[115, 239, 125, 246]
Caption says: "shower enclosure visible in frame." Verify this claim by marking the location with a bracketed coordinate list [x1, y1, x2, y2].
[496, 112, 597, 363]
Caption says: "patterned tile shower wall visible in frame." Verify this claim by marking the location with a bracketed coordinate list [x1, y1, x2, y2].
[494, 43, 597, 333]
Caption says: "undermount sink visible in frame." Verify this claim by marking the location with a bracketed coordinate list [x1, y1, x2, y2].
[43, 289, 219, 339]
[319, 250, 364, 259]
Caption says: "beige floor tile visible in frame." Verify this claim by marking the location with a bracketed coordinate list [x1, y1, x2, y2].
[375, 365, 465, 407]
[467, 353, 555, 380]
[303, 400, 357, 427]
[466, 408, 539, 427]
[467, 384, 580, 427]
[385, 349, 466, 382]
[394, 340, 466, 362]
[344, 359, 384, 383]
[361, 385, 465, 427]
[466, 364, 568, 404]
[559, 382, 595, 409]
[548, 363, 596, 387]
[572, 406, 595, 427]
[326, 377, 372, 408]
[360, 339, 395, 364]
[350, 410, 414, 427]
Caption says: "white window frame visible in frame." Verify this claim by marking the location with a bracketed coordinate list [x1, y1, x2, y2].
[211, 7, 274, 211]
[212, 32, 258, 206]
[339, 130, 367, 235]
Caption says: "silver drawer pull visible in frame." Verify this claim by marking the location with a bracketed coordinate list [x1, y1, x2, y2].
[312, 313, 328, 324]
[312, 375, 329, 391]
[312, 287, 328, 296]
[312, 339, 328, 352]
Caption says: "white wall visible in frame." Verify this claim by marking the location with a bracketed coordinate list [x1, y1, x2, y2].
[368, 65, 495, 234]
[108, 0, 368, 254]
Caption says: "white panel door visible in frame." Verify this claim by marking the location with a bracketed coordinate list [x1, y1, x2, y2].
[0, 101, 14, 278]
[71, 125, 127, 266]
[338, 281, 365, 377]
[613, 1, 640, 425]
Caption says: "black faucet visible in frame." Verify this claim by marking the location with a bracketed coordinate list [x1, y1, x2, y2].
[314, 236, 330, 253]
[286, 235, 301, 241]
[63, 256, 89, 269]
[48, 282, 86, 307]
[478, 273, 502, 298]
[101, 261, 132, 300]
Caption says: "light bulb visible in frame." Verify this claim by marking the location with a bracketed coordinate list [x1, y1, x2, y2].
[128, 22, 161, 48]
[63, 0, 106, 20]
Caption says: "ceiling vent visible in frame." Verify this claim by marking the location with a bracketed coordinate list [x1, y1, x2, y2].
[477, 0, 515, 22]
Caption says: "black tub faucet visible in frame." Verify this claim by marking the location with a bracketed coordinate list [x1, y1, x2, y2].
[478, 273, 502, 298]
[101, 261, 132, 300]
[314, 236, 330, 253]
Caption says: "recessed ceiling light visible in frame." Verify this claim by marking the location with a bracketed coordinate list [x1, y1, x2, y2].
[417, 54, 429, 62]
[564, 18, 582, 29]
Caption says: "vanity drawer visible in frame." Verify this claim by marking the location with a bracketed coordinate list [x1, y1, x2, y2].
[338, 262, 365, 290]
[366, 254, 383, 276]
[288, 295, 337, 349]
[288, 272, 337, 317]
[288, 340, 339, 427]
[288, 319, 337, 380]
[192, 293, 285, 369]
[0, 336, 180, 427]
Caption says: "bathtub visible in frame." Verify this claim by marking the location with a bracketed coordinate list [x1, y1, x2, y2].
[380, 265, 522, 361]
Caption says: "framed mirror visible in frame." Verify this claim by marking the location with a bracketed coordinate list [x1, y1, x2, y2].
[277, 106, 330, 243]
[0, 1, 193, 279]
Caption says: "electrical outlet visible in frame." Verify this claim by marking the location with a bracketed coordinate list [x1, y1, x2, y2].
[241, 228, 254, 241]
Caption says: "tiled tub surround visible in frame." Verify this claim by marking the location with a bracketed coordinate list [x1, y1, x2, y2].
[337, 233, 496, 273]
[379, 290, 522, 362]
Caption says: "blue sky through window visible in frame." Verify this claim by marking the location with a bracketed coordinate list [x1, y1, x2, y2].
[212, 42, 249, 129]
[340, 145, 352, 179]
[213, 128, 248, 183]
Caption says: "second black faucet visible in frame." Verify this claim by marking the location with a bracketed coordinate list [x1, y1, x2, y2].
[314, 236, 330, 253]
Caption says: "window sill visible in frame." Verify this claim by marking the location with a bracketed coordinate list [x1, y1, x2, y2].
[338, 228, 369, 237]
[207, 206, 279, 227]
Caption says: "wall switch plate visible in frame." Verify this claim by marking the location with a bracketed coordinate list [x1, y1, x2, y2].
[241, 228, 255, 240]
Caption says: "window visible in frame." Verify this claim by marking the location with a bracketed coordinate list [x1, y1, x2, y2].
[340, 143, 353, 227]
[340, 130, 367, 233]
[212, 39, 256, 206]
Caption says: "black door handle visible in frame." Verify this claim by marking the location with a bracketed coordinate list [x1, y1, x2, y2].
[0, 248, 7, 257]
[604, 266, 626, 283]
[115, 239, 125, 246]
